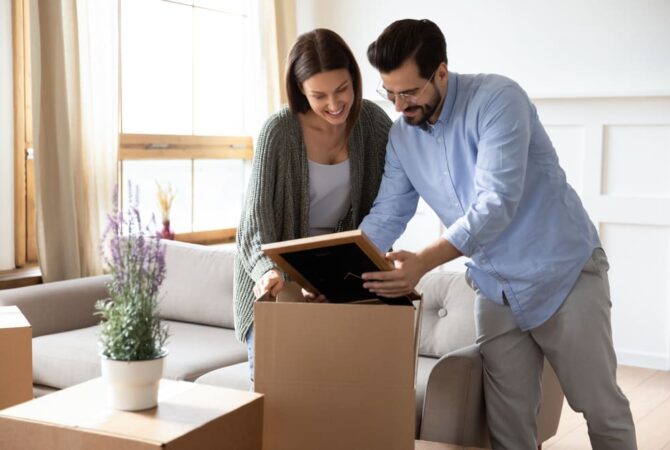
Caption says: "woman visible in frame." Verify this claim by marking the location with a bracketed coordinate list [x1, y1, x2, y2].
[234, 28, 391, 380]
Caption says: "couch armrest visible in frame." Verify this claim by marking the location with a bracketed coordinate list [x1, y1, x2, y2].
[0, 275, 110, 337]
[419, 344, 490, 448]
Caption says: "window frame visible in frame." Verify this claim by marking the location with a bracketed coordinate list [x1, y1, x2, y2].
[118, 133, 253, 245]
[118, 1, 253, 246]
[11, 0, 252, 263]
[12, 0, 37, 268]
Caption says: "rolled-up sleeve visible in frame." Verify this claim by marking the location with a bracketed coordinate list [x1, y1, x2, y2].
[443, 86, 532, 257]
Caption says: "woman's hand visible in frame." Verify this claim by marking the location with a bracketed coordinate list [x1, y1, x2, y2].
[253, 269, 284, 298]
[301, 288, 326, 303]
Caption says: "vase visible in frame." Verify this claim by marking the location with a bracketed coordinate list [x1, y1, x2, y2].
[161, 220, 175, 240]
[100, 350, 167, 411]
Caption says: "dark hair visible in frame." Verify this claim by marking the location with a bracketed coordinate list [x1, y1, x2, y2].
[286, 28, 362, 134]
[367, 19, 447, 79]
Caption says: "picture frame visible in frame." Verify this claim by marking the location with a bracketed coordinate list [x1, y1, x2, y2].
[262, 230, 420, 306]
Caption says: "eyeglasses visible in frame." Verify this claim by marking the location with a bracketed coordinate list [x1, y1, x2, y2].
[376, 71, 436, 105]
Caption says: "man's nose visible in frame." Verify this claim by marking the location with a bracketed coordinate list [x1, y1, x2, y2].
[394, 97, 407, 112]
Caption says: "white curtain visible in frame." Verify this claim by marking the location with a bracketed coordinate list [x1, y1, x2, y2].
[29, 0, 118, 281]
[248, 0, 297, 133]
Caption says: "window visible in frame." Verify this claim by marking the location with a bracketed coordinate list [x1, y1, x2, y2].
[9, 0, 254, 271]
[119, 0, 253, 244]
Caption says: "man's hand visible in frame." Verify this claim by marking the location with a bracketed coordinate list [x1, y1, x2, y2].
[361, 238, 463, 298]
[253, 269, 284, 298]
[361, 250, 428, 298]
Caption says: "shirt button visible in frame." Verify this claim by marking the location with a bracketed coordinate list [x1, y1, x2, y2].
[437, 137, 443, 144]
[437, 308, 447, 318]
[481, 257, 488, 264]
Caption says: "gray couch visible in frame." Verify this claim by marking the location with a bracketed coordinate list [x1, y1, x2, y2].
[0, 240, 563, 448]
[0, 240, 248, 397]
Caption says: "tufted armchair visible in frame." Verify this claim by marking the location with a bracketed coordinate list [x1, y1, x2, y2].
[415, 271, 564, 448]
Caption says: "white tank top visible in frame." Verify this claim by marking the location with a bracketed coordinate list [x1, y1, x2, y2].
[308, 158, 351, 237]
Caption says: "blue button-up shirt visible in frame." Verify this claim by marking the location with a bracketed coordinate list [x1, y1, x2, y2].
[360, 72, 600, 331]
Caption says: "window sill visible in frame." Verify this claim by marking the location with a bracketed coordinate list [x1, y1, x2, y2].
[0, 265, 43, 290]
[174, 228, 236, 246]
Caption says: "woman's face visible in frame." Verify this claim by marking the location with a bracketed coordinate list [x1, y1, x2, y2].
[300, 69, 354, 127]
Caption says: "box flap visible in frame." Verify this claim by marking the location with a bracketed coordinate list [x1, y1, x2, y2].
[0, 306, 31, 329]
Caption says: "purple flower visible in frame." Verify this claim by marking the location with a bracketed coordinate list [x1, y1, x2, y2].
[97, 182, 169, 360]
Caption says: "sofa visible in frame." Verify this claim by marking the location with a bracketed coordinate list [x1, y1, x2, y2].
[0, 239, 563, 447]
[0, 240, 248, 397]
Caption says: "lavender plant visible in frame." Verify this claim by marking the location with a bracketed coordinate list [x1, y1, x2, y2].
[95, 185, 169, 361]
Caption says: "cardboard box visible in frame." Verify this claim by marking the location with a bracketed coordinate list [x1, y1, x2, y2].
[255, 284, 421, 450]
[0, 378, 263, 450]
[0, 305, 33, 409]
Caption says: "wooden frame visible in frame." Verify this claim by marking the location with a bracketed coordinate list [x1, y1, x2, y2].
[262, 230, 420, 305]
[12, 0, 36, 267]
[119, 134, 253, 161]
[117, 1, 255, 247]
[118, 134, 252, 246]
[173, 228, 236, 246]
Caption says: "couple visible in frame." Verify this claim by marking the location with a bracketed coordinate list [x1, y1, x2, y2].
[234, 19, 637, 450]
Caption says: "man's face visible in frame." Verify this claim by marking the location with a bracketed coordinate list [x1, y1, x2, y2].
[379, 59, 443, 126]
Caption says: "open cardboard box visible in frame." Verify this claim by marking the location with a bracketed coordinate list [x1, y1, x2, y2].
[255, 230, 422, 450]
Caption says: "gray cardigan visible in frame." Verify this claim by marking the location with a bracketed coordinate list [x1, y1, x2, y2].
[233, 100, 392, 341]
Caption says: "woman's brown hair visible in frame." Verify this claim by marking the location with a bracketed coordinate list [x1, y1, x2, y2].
[285, 29, 362, 135]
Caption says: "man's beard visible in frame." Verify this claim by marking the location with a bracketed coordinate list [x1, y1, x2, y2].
[402, 88, 442, 126]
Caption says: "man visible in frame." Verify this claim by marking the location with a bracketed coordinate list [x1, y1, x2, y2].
[360, 18, 636, 449]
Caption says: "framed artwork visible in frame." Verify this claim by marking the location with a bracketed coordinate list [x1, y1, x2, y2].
[262, 230, 420, 306]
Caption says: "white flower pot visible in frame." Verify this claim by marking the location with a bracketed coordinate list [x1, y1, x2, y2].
[100, 351, 167, 411]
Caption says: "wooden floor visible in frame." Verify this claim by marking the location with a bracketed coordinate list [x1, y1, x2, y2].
[544, 365, 670, 449]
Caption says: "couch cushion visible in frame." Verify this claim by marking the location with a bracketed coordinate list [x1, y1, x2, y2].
[158, 240, 236, 328]
[32, 319, 247, 389]
[32, 327, 102, 389]
[416, 271, 476, 357]
[196, 362, 252, 392]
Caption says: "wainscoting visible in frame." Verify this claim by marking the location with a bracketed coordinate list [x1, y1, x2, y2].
[390, 96, 670, 370]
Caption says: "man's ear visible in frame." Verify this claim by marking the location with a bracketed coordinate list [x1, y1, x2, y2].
[436, 62, 448, 82]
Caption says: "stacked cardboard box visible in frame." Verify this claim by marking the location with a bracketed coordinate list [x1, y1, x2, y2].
[0, 378, 263, 449]
[0, 305, 32, 409]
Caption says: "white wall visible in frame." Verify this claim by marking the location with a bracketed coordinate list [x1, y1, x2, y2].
[296, 0, 670, 369]
[0, 0, 15, 271]
[535, 97, 670, 370]
[296, 0, 670, 99]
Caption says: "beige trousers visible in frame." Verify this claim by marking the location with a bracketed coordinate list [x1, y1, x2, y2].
[469, 248, 637, 450]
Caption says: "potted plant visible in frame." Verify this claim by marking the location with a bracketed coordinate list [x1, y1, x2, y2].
[95, 185, 169, 411]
